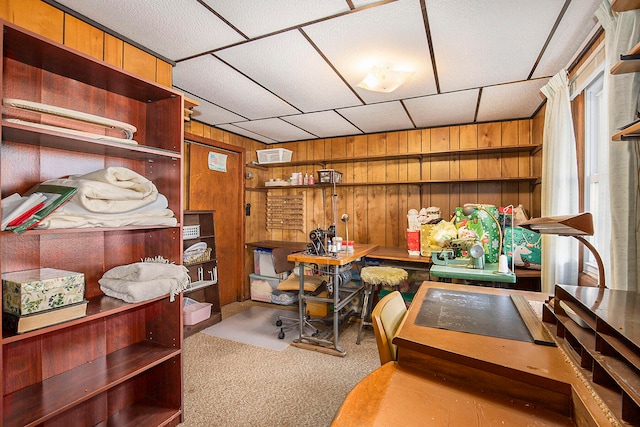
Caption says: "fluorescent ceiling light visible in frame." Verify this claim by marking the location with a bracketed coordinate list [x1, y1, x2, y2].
[356, 65, 414, 93]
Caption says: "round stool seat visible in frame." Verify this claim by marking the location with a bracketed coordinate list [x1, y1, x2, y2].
[361, 266, 408, 286]
[357, 266, 408, 345]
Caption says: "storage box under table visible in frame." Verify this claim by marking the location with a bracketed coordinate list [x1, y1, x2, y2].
[250, 273, 282, 303]
[2, 268, 85, 316]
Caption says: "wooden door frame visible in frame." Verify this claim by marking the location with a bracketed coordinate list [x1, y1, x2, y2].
[184, 132, 246, 302]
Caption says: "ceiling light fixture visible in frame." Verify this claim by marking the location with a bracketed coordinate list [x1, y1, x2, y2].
[356, 65, 414, 93]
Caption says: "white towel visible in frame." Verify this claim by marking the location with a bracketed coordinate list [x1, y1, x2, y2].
[99, 261, 190, 303]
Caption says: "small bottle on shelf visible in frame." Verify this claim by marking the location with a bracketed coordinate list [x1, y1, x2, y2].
[308, 173, 315, 185]
[303, 173, 309, 185]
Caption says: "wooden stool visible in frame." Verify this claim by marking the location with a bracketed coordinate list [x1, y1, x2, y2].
[357, 266, 408, 344]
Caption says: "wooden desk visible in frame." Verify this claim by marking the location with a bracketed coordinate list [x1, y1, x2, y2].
[333, 282, 616, 425]
[332, 362, 576, 427]
[245, 240, 308, 252]
[288, 244, 378, 356]
[367, 246, 431, 265]
[367, 246, 541, 291]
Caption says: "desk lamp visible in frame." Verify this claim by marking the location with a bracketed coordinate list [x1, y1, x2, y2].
[519, 212, 605, 289]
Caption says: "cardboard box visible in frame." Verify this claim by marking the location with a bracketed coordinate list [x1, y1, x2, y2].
[2, 268, 85, 316]
[306, 291, 329, 317]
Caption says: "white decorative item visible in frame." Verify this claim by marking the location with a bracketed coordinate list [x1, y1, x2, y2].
[208, 152, 228, 172]
[256, 148, 292, 164]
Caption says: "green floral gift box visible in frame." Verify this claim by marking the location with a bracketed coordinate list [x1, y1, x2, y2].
[2, 268, 85, 316]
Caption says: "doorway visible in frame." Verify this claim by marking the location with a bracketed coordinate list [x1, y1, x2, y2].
[185, 134, 245, 306]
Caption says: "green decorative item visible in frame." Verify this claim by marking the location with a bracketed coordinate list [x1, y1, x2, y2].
[504, 226, 542, 270]
[454, 205, 501, 264]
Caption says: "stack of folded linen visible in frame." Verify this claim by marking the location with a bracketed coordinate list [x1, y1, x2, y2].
[98, 257, 189, 303]
[35, 166, 177, 229]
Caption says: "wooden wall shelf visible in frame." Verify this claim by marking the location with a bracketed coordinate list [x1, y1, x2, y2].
[611, 42, 640, 75]
[257, 144, 542, 168]
[611, 0, 640, 12]
[613, 120, 640, 141]
[256, 176, 540, 190]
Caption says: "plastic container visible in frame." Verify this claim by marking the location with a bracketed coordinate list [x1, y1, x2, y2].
[183, 297, 212, 325]
[249, 273, 281, 302]
[256, 148, 292, 164]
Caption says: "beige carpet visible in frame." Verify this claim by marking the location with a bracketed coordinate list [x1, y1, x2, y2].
[179, 301, 380, 427]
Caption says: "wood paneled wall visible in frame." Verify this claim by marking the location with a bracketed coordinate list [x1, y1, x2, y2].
[188, 118, 543, 249]
[0, 0, 172, 87]
[263, 120, 542, 248]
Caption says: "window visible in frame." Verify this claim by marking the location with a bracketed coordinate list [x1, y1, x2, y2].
[582, 72, 610, 282]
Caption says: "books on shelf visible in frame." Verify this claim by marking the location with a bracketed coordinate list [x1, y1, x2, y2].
[4, 184, 77, 234]
[2, 300, 88, 334]
[1, 192, 47, 231]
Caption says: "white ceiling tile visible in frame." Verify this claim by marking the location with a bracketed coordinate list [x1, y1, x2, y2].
[476, 79, 548, 123]
[532, 0, 601, 78]
[216, 31, 361, 112]
[282, 111, 363, 138]
[234, 118, 317, 142]
[426, 0, 564, 92]
[216, 124, 278, 144]
[175, 92, 245, 125]
[337, 102, 414, 134]
[201, 0, 350, 38]
[173, 55, 300, 120]
[404, 89, 479, 128]
[303, 0, 437, 104]
[351, 0, 387, 7]
[55, 0, 244, 60]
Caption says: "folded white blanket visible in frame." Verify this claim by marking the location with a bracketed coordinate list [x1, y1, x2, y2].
[35, 208, 178, 229]
[57, 193, 169, 216]
[99, 261, 190, 303]
[45, 167, 158, 213]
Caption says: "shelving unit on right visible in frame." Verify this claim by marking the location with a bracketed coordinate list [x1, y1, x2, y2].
[542, 285, 640, 426]
[611, 0, 640, 12]
[183, 210, 221, 338]
[611, 33, 640, 141]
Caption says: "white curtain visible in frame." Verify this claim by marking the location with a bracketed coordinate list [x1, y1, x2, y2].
[595, 2, 640, 291]
[540, 71, 580, 293]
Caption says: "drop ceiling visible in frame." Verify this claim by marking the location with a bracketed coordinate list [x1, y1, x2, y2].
[51, 0, 602, 144]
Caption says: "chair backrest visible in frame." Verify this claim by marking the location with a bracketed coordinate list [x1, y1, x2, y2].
[371, 291, 407, 365]
[271, 247, 295, 274]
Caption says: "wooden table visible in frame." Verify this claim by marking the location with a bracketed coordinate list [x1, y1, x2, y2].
[366, 246, 432, 265]
[287, 244, 378, 356]
[332, 281, 616, 425]
[245, 240, 308, 252]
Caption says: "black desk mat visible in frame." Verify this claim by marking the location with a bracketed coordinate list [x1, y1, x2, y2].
[415, 288, 533, 343]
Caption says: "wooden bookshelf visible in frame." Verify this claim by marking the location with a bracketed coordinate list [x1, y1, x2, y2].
[0, 21, 184, 426]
